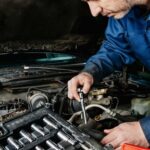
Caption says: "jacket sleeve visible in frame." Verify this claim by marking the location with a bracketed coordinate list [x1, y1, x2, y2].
[140, 116, 150, 143]
[82, 17, 135, 82]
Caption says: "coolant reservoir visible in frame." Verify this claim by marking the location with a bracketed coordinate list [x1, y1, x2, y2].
[131, 97, 150, 116]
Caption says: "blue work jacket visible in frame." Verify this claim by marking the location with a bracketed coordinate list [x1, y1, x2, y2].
[83, 7, 150, 143]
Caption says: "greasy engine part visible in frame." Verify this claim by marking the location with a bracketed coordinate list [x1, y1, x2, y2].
[27, 89, 49, 111]
[22, 72, 144, 123]
[50, 86, 114, 117]
[0, 70, 149, 149]
[0, 107, 113, 150]
[131, 97, 150, 116]
[0, 65, 78, 91]
[0, 99, 28, 122]
[26, 85, 68, 112]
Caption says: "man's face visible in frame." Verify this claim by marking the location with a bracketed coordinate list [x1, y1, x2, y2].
[83, 0, 131, 19]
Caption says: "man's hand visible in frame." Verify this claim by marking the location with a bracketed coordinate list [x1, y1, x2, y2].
[68, 72, 94, 101]
[101, 122, 150, 150]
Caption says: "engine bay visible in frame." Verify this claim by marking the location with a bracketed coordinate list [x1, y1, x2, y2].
[0, 51, 150, 150]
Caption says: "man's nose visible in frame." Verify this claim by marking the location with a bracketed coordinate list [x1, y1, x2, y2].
[87, 1, 102, 17]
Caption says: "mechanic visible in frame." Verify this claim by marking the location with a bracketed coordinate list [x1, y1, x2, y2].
[68, 0, 150, 149]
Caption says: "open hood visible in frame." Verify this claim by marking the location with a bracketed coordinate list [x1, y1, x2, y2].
[0, 0, 79, 40]
[0, 0, 107, 53]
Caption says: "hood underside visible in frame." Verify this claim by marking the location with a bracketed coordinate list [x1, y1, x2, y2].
[0, 0, 107, 53]
[0, 0, 79, 40]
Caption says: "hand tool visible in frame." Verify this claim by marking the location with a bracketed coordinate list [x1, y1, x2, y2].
[19, 130, 35, 143]
[46, 140, 61, 150]
[78, 88, 87, 124]
[31, 124, 45, 136]
[43, 117, 58, 129]
[7, 137, 22, 150]
[57, 131, 76, 145]
[35, 146, 45, 150]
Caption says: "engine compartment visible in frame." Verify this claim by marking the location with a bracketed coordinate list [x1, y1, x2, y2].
[0, 52, 150, 149]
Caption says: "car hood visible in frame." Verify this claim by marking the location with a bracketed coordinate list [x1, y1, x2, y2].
[0, 0, 107, 53]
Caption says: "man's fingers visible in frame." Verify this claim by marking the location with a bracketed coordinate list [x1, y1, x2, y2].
[68, 78, 80, 101]
[68, 72, 94, 101]
[101, 131, 116, 145]
[116, 146, 122, 150]
[82, 80, 92, 94]
[81, 72, 93, 94]
[102, 134, 122, 149]
[103, 129, 112, 134]
[108, 139, 121, 149]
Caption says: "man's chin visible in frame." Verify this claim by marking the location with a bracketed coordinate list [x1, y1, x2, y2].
[112, 10, 130, 19]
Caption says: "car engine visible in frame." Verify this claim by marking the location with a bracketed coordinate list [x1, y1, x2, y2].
[0, 53, 150, 150]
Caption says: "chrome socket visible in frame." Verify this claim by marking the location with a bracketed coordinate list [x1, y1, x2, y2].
[35, 146, 45, 150]
[19, 130, 35, 143]
[7, 137, 22, 150]
[46, 140, 61, 150]
[57, 131, 76, 145]
[31, 124, 45, 136]
[43, 117, 58, 129]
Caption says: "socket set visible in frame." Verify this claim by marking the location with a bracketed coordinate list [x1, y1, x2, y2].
[0, 107, 105, 150]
